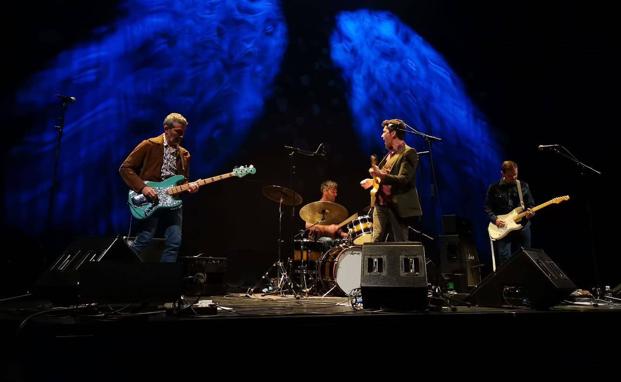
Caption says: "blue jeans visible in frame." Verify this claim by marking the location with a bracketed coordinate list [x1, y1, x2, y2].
[494, 223, 531, 266]
[130, 207, 182, 263]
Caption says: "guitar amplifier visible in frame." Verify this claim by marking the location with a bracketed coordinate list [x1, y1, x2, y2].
[182, 255, 228, 296]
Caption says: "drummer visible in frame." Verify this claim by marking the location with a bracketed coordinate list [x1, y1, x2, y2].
[305, 180, 349, 243]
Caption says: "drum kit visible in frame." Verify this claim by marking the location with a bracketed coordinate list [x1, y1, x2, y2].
[248, 184, 374, 297]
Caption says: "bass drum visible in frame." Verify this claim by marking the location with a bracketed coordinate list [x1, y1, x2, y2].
[317, 245, 362, 296]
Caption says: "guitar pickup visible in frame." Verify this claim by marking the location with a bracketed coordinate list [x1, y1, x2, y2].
[131, 194, 148, 206]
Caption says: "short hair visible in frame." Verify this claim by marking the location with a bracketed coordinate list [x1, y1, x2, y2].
[320, 180, 338, 193]
[501, 160, 518, 173]
[382, 119, 406, 140]
[163, 113, 188, 129]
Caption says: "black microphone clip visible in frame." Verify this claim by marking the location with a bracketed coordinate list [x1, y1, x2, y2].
[537, 144, 560, 151]
[56, 94, 76, 104]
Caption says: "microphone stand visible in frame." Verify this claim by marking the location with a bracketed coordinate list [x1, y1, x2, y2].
[544, 145, 603, 293]
[47, 97, 73, 232]
[403, 123, 442, 201]
[408, 225, 435, 241]
[399, 123, 443, 244]
[284, 143, 325, 218]
[545, 145, 601, 176]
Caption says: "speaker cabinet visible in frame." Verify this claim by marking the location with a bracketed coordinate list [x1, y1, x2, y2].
[79, 262, 183, 304]
[438, 235, 482, 293]
[361, 242, 428, 310]
[468, 248, 576, 309]
[34, 236, 140, 304]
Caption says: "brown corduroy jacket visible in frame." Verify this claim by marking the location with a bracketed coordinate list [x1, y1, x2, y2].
[119, 134, 191, 193]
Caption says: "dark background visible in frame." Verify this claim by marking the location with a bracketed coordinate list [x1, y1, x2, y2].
[1, 0, 617, 295]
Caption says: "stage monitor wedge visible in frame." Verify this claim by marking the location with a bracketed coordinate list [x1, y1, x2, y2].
[361, 242, 428, 311]
[468, 248, 576, 309]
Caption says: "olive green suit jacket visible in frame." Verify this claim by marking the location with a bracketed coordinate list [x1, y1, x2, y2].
[378, 144, 422, 218]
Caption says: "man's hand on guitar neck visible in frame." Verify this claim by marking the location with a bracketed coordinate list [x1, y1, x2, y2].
[524, 208, 535, 219]
[187, 181, 199, 193]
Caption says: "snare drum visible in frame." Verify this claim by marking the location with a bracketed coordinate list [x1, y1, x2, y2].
[293, 239, 323, 264]
[346, 215, 373, 245]
[317, 245, 362, 296]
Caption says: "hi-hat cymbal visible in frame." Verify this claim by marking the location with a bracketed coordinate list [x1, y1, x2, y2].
[299, 201, 348, 225]
[262, 185, 303, 206]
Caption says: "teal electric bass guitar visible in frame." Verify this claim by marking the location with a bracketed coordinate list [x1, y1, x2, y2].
[128, 164, 256, 220]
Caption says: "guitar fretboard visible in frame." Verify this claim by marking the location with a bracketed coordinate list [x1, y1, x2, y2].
[168, 172, 234, 195]
[514, 196, 569, 222]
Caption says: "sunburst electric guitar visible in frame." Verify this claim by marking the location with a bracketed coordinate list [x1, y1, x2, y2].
[369, 155, 383, 209]
[128, 164, 256, 220]
[488, 195, 570, 241]
[369, 154, 394, 210]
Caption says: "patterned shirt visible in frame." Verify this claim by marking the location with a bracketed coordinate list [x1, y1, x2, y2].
[161, 134, 178, 179]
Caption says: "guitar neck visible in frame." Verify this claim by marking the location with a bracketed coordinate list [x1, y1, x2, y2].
[514, 199, 557, 221]
[168, 172, 234, 195]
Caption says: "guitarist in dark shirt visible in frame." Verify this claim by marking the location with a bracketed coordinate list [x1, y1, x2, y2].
[360, 119, 422, 242]
[484, 160, 535, 266]
[119, 112, 198, 262]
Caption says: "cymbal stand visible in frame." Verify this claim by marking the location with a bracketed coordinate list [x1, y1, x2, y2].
[321, 284, 338, 298]
[247, 195, 298, 297]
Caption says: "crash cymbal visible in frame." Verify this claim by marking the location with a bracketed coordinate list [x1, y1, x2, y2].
[262, 185, 303, 206]
[299, 201, 348, 225]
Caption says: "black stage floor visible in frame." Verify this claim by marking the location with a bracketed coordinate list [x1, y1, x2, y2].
[2, 291, 620, 380]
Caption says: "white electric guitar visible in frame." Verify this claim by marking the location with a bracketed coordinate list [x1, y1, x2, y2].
[488, 195, 570, 241]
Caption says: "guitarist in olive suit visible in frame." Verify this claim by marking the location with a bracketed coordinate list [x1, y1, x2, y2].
[484, 160, 535, 266]
[360, 119, 422, 242]
[119, 113, 198, 262]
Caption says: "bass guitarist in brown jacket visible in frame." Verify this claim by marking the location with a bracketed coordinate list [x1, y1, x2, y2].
[119, 112, 198, 262]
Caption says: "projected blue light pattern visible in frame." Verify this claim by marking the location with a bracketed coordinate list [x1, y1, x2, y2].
[7, 0, 287, 235]
[331, 10, 501, 241]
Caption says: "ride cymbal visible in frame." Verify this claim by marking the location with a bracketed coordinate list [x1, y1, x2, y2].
[262, 185, 303, 206]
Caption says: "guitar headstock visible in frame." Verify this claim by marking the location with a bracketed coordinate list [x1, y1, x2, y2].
[232, 165, 257, 178]
[552, 195, 570, 204]
[370, 154, 378, 166]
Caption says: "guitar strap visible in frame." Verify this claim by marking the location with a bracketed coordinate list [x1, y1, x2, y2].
[516, 179, 525, 210]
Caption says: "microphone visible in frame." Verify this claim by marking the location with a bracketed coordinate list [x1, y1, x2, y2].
[56, 94, 76, 103]
[284, 144, 326, 158]
[537, 144, 560, 151]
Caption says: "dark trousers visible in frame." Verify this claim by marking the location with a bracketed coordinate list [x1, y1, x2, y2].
[494, 223, 531, 266]
[130, 208, 182, 263]
[372, 205, 419, 242]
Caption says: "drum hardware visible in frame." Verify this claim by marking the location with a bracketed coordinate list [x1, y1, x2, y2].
[321, 284, 338, 297]
[291, 238, 323, 296]
[247, 185, 303, 297]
